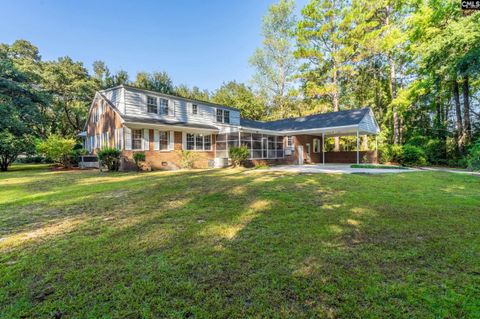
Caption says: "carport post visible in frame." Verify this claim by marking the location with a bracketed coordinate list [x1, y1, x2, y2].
[356, 129, 360, 164]
[322, 132, 325, 165]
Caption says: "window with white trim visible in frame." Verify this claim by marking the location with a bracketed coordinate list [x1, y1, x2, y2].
[147, 96, 158, 114]
[159, 131, 169, 150]
[186, 133, 212, 151]
[159, 98, 169, 115]
[216, 109, 230, 124]
[132, 129, 142, 150]
[313, 138, 321, 153]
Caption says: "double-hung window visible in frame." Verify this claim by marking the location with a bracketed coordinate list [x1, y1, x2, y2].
[192, 104, 198, 115]
[186, 133, 212, 151]
[159, 131, 169, 150]
[159, 98, 169, 115]
[147, 96, 158, 114]
[132, 129, 143, 150]
[216, 109, 230, 124]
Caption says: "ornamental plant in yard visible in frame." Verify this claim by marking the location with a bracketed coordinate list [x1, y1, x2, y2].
[229, 145, 250, 167]
[97, 147, 121, 171]
[36, 135, 76, 168]
[179, 150, 196, 169]
[133, 152, 146, 171]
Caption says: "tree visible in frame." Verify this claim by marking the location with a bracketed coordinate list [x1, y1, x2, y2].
[296, 0, 353, 150]
[0, 131, 33, 171]
[133, 71, 174, 94]
[212, 81, 267, 120]
[42, 57, 98, 136]
[175, 84, 210, 101]
[250, 0, 298, 118]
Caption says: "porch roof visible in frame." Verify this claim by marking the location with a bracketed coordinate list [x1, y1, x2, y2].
[239, 108, 379, 136]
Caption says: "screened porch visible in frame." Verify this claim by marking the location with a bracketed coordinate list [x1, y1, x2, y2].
[215, 132, 285, 160]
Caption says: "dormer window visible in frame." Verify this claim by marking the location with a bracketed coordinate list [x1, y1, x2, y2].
[159, 98, 169, 115]
[147, 96, 157, 114]
[216, 109, 230, 124]
[192, 104, 198, 115]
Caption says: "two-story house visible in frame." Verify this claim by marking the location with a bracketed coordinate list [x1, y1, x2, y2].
[82, 85, 380, 169]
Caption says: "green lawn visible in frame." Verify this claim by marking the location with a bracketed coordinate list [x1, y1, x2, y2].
[1, 165, 479, 318]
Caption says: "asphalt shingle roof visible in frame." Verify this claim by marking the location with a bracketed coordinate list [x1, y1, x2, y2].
[240, 108, 370, 131]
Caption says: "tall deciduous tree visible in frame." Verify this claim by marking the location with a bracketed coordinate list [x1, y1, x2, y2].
[250, 0, 298, 119]
[133, 71, 174, 94]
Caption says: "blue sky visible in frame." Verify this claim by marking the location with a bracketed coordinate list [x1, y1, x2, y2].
[1, 0, 307, 91]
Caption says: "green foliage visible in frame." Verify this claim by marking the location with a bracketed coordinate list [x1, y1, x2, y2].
[0, 131, 34, 171]
[229, 145, 250, 167]
[212, 81, 267, 120]
[379, 144, 403, 164]
[399, 145, 427, 166]
[178, 150, 196, 169]
[133, 152, 146, 170]
[467, 140, 480, 171]
[97, 147, 121, 171]
[36, 135, 76, 167]
[133, 71, 174, 94]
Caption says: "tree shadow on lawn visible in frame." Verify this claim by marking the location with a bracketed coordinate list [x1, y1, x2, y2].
[1, 170, 479, 318]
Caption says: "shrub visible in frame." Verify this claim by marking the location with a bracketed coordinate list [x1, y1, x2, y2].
[229, 145, 250, 167]
[133, 152, 146, 171]
[97, 147, 121, 171]
[179, 150, 196, 169]
[36, 135, 75, 167]
[467, 140, 480, 171]
[16, 155, 45, 164]
[399, 145, 427, 166]
[70, 147, 87, 166]
[379, 144, 403, 164]
[423, 139, 443, 165]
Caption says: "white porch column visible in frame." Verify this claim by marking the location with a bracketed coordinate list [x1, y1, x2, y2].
[356, 130, 360, 164]
[322, 132, 325, 165]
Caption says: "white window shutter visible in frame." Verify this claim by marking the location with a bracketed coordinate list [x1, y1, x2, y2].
[153, 130, 159, 151]
[182, 132, 186, 150]
[106, 131, 110, 148]
[124, 127, 132, 150]
[187, 102, 192, 114]
[143, 129, 150, 150]
[168, 130, 174, 150]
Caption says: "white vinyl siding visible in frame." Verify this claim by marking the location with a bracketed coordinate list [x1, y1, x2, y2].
[122, 87, 240, 126]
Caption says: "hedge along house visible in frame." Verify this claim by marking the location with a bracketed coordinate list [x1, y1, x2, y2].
[81, 85, 380, 170]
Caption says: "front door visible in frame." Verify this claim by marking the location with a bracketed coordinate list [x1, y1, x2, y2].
[297, 145, 304, 164]
[306, 143, 311, 163]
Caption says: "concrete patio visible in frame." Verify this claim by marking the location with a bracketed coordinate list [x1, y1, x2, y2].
[252, 164, 418, 174]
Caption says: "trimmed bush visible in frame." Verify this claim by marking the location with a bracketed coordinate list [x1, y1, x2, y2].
[97, 147, 121, 171]
[399, 145, 427, 166]
[36, 135, 76, 167]
[133, 152, 146, 171]
[229, 145, 250, 167]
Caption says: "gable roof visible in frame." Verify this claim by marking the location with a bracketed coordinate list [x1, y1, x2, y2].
[240, 108, 371, 131]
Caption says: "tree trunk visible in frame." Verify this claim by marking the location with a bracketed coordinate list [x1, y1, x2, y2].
[389, 55, 399, 145]
[463, 74, 472, 143]
[332, 66, 340, 151]
[453, 79, 464, 154]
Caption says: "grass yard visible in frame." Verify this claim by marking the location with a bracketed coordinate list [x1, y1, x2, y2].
[1, 165, 479, 318]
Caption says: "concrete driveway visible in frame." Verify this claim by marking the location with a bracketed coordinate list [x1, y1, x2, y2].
[253, 164, 418, 174]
